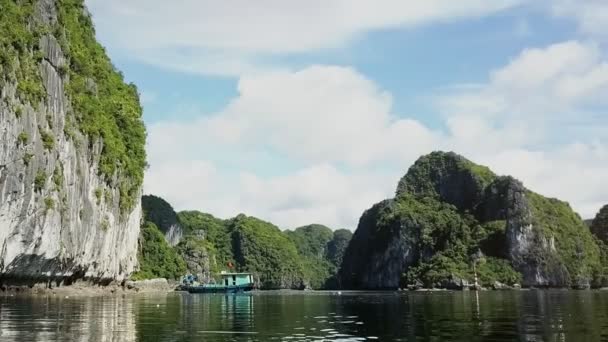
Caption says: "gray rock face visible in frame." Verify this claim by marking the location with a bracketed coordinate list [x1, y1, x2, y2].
[141, 195, 183, 246]
[339, 200, 417, 289]
[164, 224, 183, 247]
[483, 177, 570, 287]
[0, 1, 141, 285]
[339, 152, 600, 290]
[178, 238, 211, 282]
[591, 205, 608, 242]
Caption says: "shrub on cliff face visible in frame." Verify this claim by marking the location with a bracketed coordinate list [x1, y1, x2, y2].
[132, 222, 186, 280]
[591, 205, 608, 243]
[57, 0, 147, 212]
[142, 195, 180, 234]
[285, 225, 333, 289]
[229, 215, 304, 289]
[340, 151, 603, 289]
[327, 229, 353, 267]
[178, 211, 233, 268]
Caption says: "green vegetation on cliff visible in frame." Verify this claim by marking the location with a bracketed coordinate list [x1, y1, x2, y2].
[286, 225, 335, 289]
[0, 0, 146, 212]
[327, 229, 353, 267]
[136, 197, 333, 289]
[0, 0, 45, 102]
[340, 151, 603, 289]
[132, 222, 186, 280]
[591, 205, 608, 243]
[142, 195, 180, 234]
[526, 192, 601, 286]
[179, 211, 234, 269]
[57, 0, 146, 211]
[230, 215, 304, 289]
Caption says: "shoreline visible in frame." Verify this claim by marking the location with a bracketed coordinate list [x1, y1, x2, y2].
[3, 282, 608, 297]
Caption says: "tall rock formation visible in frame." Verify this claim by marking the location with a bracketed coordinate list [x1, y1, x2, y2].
[230, 214, 305, 289]
[142, 195, 183, 246]
[590, 205, 608, 243]
[339, 152, 602, 289]
[0, 0, 146, 285]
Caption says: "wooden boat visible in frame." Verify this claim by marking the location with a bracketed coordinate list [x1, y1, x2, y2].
[182, 272, 255, 294]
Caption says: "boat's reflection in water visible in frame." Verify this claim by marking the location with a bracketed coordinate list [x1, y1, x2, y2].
[179, 292, 257, 338]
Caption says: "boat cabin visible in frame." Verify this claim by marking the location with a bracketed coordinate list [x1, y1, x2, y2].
[220, 272, 253, 286]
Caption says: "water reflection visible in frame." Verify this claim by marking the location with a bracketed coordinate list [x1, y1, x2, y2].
[1, 290, 608, 341]
[0, 295, 136, 341]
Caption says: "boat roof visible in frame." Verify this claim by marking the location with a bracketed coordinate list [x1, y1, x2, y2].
[220, 272, 252, 276]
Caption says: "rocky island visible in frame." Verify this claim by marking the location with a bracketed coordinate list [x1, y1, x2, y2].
[0, 0, 145, 287]
[339, 152, 607, 290]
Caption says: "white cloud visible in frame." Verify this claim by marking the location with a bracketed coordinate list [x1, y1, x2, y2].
[437, 41, 608, 143]
[86, 0, 520, 75]
[434, 40, 608, 219]
[238, 165, 393, 229]
[551, 0, 608, 39]
[149, 65, 439, 167]
[144, 40, 608, 230]
[144, 65, 438, 228]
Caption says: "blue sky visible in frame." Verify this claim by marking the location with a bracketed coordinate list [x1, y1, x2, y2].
[86, 0, 608, 229]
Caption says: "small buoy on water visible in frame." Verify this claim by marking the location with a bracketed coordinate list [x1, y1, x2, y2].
[65, 296, 69, 299]
[156, 304, 160, 308]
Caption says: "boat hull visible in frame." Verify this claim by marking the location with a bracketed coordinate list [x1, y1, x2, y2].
[186, 284, 254, 294]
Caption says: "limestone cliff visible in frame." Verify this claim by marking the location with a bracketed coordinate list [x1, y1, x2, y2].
[590, 205, 608, 243]
[141, 195, 183, 246]
[0, 0, 146, 285]
[339, 152, 602, 289]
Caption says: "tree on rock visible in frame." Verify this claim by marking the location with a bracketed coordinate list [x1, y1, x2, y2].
[591, 205, 608, 242]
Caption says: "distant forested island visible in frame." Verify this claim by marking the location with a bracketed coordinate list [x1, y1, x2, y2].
[136, 152, 608, 290]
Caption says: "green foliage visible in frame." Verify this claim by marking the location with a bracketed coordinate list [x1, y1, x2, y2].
[142, 195, 179, 234]
[40, 130, 55, 150]
[286, 225, 333, 259]
[396, 151, 496, 199]
[17, 131, 28, 146]
[179, 211, 234, 269]
[94, 188, 102, 203]
[104, 189, 112, 204]
[34, 170, 46, 192]
[229, 214, 304, 289]
[57, 0, 146, 212]
[527, 192, 601, 285]
[100, 218, 109, 231]
[131, 222, 187, 280]
[405, 253, 470, 287]
[175, 236, 218, 274]
[285, 224, 334, 289]
[327, 229, 353, 267]
[44, 197, 55, 211]
[591, 205, 608, 243]
[14, 105, 23, 118]
[593, 239, 608, 287]
[23, 152, 33, 166]
[474, 220, 508, 258]
[17, 78, 45, 103]
[52, 163, 64, 188]
[0, 0, 46, 104]
[476, 257, 522, 286]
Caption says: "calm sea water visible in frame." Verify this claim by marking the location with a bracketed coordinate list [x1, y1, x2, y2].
[1, 290, 608, 341]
